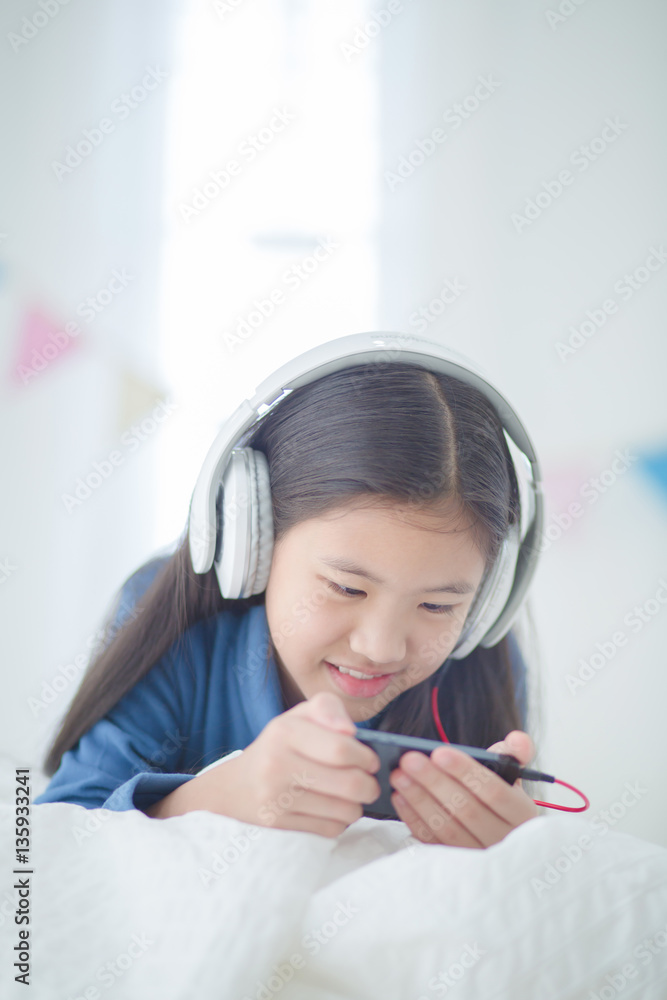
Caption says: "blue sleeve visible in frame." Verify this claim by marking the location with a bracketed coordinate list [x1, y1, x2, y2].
[34, 651, 197, 811]
[506, 629, 528, 730]
[35, 556, 196, 812]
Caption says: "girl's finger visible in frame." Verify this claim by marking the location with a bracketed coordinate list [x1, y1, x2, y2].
[391, 787, 484, 849]
[427, 746, 538, 826]
[391, 791, 440, 844]
[391, 758, 511, 847]
[487, 730, 534, 768]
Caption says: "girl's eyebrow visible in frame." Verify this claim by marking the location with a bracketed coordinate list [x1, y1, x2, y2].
[317, 556, 475, 595]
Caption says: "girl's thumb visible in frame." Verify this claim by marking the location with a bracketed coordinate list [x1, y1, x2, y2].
[497, 730, 534, 765]
[312, 692, 355, 732]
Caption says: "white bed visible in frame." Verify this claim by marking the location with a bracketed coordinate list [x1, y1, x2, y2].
[1, 796, 666, 1000]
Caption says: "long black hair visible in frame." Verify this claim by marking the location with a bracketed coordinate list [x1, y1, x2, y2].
[44, 361, 528, 776]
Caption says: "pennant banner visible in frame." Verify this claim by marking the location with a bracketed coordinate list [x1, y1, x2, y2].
[637, 448, 667, 506]
[116, 365, 170, 438]
[11, 306, 83, 387]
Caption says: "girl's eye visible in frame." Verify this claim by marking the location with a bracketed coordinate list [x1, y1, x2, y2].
[326, 581, 362, 598]
[325, 581, 456, 615]
[421, 603, 456, 616]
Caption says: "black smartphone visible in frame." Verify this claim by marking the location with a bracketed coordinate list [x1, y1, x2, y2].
[356, 728, 524, 820]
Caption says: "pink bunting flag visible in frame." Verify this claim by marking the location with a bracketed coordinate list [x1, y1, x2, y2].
[11, 307, 83, 387]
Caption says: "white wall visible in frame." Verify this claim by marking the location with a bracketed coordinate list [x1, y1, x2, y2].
[0, 0, 179, 768]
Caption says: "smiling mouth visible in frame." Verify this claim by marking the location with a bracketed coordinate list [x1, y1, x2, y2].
[324, 661, 405, 699]
[326, 661, 396, 679]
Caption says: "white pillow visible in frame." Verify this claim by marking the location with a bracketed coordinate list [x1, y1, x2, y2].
[5, 799, 666, 999]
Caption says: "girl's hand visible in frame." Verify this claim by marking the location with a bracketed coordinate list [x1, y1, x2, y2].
[194, 691, 381, 839]
[388, 730, 541, 848]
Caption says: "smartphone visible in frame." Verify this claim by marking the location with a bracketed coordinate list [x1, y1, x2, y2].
[356, 728, 523, 820]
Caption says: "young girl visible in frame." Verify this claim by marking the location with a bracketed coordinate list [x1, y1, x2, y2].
[36, 339, 541, 848]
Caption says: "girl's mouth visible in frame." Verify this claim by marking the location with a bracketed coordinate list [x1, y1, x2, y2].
[324, 661, 397, 698]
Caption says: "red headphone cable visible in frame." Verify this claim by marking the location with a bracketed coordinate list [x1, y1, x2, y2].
[430, 686, 589, 813]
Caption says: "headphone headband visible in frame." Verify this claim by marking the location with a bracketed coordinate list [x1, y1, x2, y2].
[188, 331, 544, 657]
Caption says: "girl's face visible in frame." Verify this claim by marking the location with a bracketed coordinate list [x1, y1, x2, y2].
[264, 500, 488, 722]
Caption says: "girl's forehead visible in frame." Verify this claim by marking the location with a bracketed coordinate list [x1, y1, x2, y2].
[288, 507, 484, 561]
[315, 497, 476, 533]
[284, 498, 492, 571]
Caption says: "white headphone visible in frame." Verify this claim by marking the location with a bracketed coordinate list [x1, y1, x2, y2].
[188, 332, 544, 660]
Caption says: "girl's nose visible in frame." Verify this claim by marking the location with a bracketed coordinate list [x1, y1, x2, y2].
[347, 611, 407, 667]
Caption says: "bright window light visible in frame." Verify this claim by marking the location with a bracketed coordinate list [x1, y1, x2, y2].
[153, 0, 379, 548]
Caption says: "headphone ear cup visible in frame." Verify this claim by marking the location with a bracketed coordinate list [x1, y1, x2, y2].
[448, 519, 521, 660]
[215, 448, 274, 599]
[246, 449, 274, 596]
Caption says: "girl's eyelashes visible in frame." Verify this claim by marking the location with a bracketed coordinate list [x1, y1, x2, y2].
[422, 602, 457, 616]
[324, 580, 457, 616]
[326, 581, 361, 598]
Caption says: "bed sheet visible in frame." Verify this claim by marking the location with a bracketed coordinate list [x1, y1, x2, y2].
[1, 795, 666, 1000]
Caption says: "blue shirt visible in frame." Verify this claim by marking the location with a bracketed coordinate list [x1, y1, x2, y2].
[36, 558, 527, 813]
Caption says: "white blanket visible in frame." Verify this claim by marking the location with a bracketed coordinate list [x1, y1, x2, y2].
[1, 802, 667, 999]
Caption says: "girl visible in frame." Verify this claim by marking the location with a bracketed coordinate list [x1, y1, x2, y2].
[36, 346, 541, 847]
